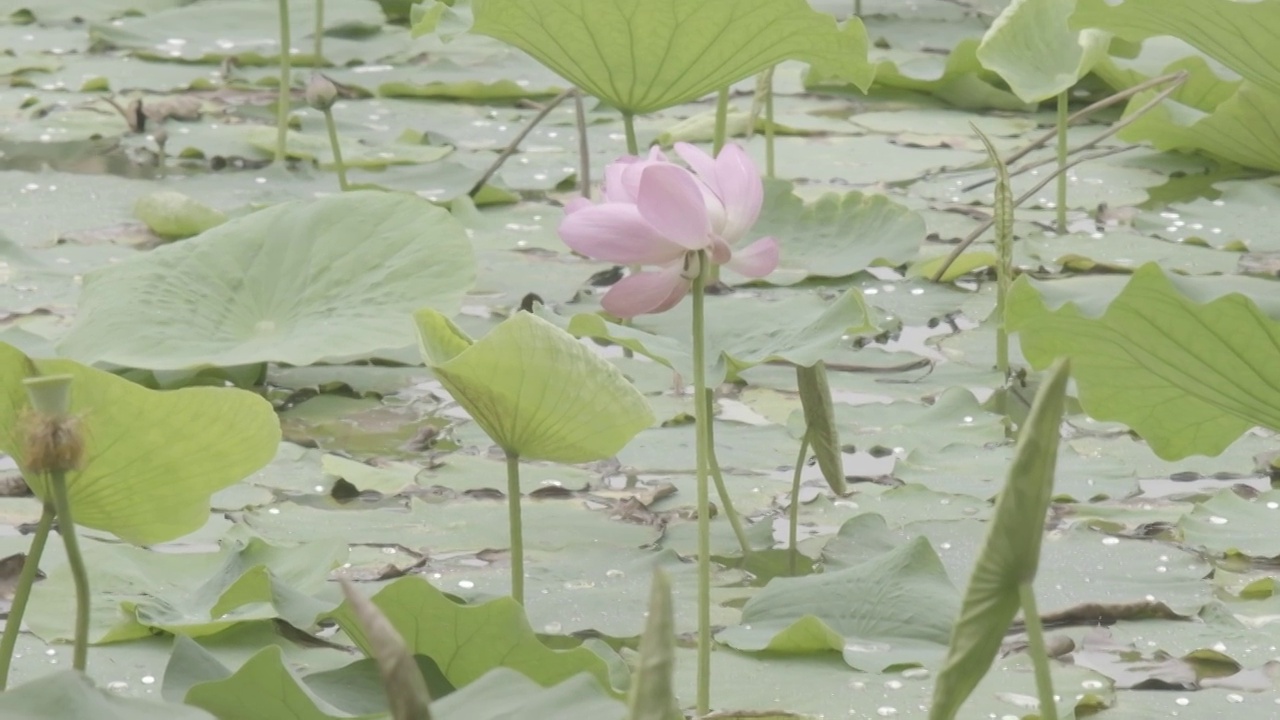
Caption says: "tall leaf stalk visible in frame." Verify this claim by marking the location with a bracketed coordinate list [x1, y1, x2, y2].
[0, 504, 54, 689]
[689, 251, 713, 715]
[275, 0, 294, 164]
[1055, 91, 1068, 233]
[505, 453, 525, 604]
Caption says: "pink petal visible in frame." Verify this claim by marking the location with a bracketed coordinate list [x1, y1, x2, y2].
[602, 265, 691, 318]
[636, 165, 711, 250]
[559, 204, 689, 265]
[712, 144, 764, 244]
[603, 147, 670, 204]
[564, 196, 593, 214]
[674, 142, 719, 195]
[724, 236, 779, 278]
[708, 237, 732, 265]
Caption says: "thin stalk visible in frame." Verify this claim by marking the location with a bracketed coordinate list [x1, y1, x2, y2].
[712, 87, 729, 155]
[469, 89, 573, 197]
[1019, 583, 1060, 720]
[275, 0, 293, 165]
[690, 251, 712, 716]
[854, 0, 862, 15]
[48, 472, 88, 671]
[787, 435, 810, 576]
[313, 0, 324, 64]
[574, 89, 590, 198]
[505, 452, 525, 604]
[321, 108, 349, 191]
[622, 112, 639, 155]
[764, 67, 776, 179]
[1055, 91, 1068, 234]
[0, 504, 55, 689]
[704, 390, 751, 557]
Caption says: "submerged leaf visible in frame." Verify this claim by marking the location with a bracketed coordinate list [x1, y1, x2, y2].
[415, 310, 653, 463]
[929, 360, 1070, 720]
[471, 0, 873, 114]
[0, 343, 279, 544]
[185, 646, 365, 720]
[1008, 263, 1280, 459]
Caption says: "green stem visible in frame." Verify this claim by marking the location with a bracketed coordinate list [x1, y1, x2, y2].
[322, 108, 349, 191]
[0, 503, 55, 689]
[1019, 583, 1060, 720]
[855, 0, 862, 16]
[622, 112, 639, 155]
[764, 66, 776, 179]
[48, 472, 89, 671]
[505, 452, 524, 605]
[313, 0, 324, 64]
[275, 0, 294, 165]
[712, 87, 729, 156]
[1055, 90, 1068, 234]
[787, 434, 810, 576]
[690, 251, 712, 716]
[704, 390, 751, 558]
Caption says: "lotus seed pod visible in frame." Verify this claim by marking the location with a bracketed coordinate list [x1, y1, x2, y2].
[305, 72, 338, 111]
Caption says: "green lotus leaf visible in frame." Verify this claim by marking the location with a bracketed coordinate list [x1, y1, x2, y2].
[977, 0, 1110, 103]
[929, 360, 1070, 720]
[59, 191, 476, 370]
[133, 191, 226, 240]
[470, 0, 874, 115]
[0, 342, 279, 544]
[415, 310, 653, 463]
[1008, 263, 1280, 460]
[627, 570, 680, 720]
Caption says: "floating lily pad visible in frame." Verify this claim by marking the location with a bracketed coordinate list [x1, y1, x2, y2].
[60, 191, 476, 369]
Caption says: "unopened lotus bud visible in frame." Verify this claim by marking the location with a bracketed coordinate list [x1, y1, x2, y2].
[20, 376, 84, 475]
[305, 72, 338, 111]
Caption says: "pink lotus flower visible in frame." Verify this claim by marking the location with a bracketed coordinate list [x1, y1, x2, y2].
[559, 143, 779, 318]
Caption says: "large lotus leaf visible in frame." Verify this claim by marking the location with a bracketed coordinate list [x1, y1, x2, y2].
[329, 576, 618, 693]
[929, 360, 1069, 720]
[753, 180, 926, 286]
[59, 191, 476, 370]
[716, 536, 960, 672]
[414, 309, 653, 463]
[470, 0, 874, 115]
[1113, 81, 1280, 172]
[1008, 263, 1280, 460]
[0, 342, 279, 544]
[1072, 0, 1280, 97]
[0, 671, 215, 720]
[977, 0, 1110, 103]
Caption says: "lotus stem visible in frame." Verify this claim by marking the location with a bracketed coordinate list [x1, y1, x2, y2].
[505, 452, 525, 604]
[713, 87, 729, 156]
[322, 108, 350, 191]
[0, 503, 55, 689]
[1055, 90, 1068, 234]
[854, 0, 862, 16]
[1019, 583, 1059, 720]
[690, 250, 712, 716]
[764, 66, 776, 179]
[574, 89, 590, 198]
[48, 471, 89, 671]
[622, 111, 639, 155]
[275, 0, 293, 165]
[788, 434, 810, 576]
[314, 0, 324, 64]
[704, 391, 751, 557]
